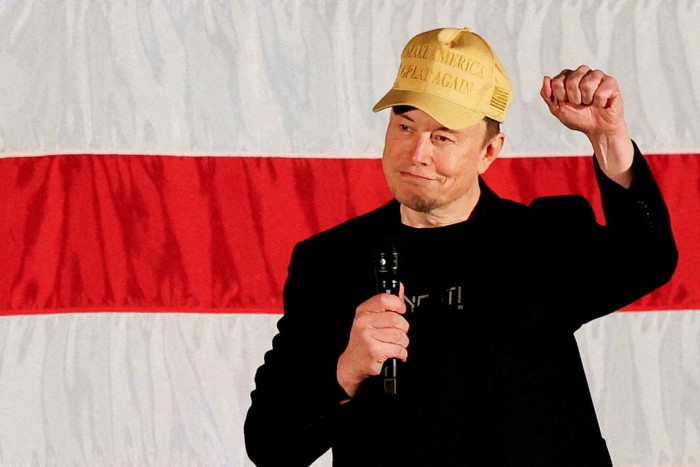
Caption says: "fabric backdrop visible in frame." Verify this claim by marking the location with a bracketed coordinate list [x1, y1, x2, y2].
[0, 1, 698, 466]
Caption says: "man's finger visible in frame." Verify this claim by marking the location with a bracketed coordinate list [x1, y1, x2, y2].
[372, 327, 410, 349]
[564, 68, 589, 105]
[578, 69, 605, 105]
[591, 75, 620, 108]
[540, 76, 553, 101]
[550, 68, 572, 102]
[540, 76, 560, 116]
[369, 311, 410, 333]
[357, 292, 406, 315]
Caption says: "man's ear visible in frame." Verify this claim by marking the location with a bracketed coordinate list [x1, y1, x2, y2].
[478, 132, 505, 175]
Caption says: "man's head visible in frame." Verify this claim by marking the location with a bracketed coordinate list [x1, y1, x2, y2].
[374, 28, 512, 226]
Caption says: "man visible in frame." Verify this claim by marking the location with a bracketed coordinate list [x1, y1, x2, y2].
[245, 27, 677, 466]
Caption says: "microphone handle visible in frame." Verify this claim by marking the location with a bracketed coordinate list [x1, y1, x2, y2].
[379, 277, 400, 395]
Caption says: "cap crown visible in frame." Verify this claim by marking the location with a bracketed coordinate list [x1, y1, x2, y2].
[373, 28, 513, 129]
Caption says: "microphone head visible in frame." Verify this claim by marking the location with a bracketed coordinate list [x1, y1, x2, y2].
[373, 236, 399, 275]
[373, 236, 400, 295]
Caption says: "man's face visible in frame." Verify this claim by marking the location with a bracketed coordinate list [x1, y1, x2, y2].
[382, 108, 501, 223]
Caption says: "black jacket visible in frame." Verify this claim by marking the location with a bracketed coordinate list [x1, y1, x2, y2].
[245, 147, 677, 467]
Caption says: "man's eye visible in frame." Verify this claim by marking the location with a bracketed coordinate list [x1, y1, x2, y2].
[434, 134, 454, 143]
[399, 124, 410, 131]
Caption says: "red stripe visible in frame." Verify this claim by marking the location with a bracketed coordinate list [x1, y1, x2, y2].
[0, 153, 696, 315]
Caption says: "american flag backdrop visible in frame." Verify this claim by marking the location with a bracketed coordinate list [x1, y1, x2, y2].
[0, 1, 698, 466]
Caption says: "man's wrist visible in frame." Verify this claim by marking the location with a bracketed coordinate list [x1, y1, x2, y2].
[336, 356, 360, 401]
[587, 130, 634, 188]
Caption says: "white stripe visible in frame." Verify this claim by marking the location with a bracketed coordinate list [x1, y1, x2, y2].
[0, 312, 698, 466]
[1, 1, 699, 157]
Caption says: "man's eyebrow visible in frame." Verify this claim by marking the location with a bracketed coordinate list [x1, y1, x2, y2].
[396, 113, 455, 133]
[396, 113, 415, 123]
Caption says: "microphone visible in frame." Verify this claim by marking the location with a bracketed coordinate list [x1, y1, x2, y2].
[374, 237, 400, 395]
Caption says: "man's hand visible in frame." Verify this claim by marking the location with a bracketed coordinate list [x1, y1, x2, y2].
[541, 65, 634, 187]
[336, 288, 408, 399]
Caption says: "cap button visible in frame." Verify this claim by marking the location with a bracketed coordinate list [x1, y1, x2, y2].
[437, 28, 462, 45]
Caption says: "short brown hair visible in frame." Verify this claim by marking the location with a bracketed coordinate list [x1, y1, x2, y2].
[483, 117, 501, 146]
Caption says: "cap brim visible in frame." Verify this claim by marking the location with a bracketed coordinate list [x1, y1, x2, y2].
[372, 89, 486, 130]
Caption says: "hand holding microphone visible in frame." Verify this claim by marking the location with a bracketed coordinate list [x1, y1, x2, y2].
[336, 241, 408, 399]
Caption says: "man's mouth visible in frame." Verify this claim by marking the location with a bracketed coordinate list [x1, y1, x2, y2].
[400, 170, 435, 181]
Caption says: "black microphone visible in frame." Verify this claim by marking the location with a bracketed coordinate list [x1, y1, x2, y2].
[373, 237, 400, 395]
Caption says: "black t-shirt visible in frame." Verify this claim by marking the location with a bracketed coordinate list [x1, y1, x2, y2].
[391, 220, 491, 465]
[366, 219, 507, 465]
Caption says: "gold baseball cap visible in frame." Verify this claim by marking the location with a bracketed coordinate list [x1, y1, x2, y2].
[373, 27, 513, 130]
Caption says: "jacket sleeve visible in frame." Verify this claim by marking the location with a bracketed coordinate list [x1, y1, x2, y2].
[244, 238, 355, 467]
[530, 140, 678, 329]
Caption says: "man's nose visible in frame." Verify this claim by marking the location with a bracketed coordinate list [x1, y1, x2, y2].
[408, 135, 432, 165]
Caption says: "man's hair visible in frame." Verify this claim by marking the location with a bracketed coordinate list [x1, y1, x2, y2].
[392, 106, 501, 147]
[483, 117, 501, 146]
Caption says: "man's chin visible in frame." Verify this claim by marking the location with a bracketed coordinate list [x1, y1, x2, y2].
[396, 195, 440, 214]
